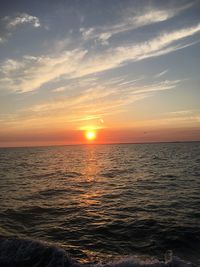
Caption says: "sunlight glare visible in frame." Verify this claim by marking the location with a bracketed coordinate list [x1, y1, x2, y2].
[85, 130, 96, 141]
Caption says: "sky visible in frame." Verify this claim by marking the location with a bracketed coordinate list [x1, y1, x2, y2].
[0, 0, 200, 147]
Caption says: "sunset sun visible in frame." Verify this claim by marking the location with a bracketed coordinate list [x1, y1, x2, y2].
[85, 130, 96, 141]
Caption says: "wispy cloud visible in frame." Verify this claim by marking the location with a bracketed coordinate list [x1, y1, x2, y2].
[0, 23, 200, 93]
[80, 3, 194, 44]
[52, 86, 66, 93]
[155, 69, 168, 78]
[168, 110, 194, 116]
[114, 23, 200, 62]
[0, 78, 180, 132]
[0, 37, 4, 43]
[131, 109, 200, 129]
[0, 50, 87, 92]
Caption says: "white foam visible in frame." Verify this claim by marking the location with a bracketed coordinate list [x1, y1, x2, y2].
[99, 251, 196, 267]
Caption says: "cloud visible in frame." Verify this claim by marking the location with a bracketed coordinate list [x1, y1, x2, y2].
[114, 23, 200, 61]
[150, 113, 200, 127]
[127, 108, 200, 129]
[1, 78, 179, 132]
[0, 37, 4, 43]
[80, 27, 95, 40]
[5, 13, 41, 28]
[168, 110, 193, 116]
[155, 69, 168, 78]
[0, 13, 41, 43]
[132, 80, 180, 95]
[80, 3, 194, 44]
[52, 86, 66, 93]
[0, 23, 200, 93]
[76, 23, 200, 79]
[0, 49, 87, 92]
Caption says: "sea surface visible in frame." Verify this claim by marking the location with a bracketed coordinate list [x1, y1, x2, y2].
[0, 142, 200, 266]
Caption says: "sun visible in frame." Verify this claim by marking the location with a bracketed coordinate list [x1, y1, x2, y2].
[85, 130, 96, 141]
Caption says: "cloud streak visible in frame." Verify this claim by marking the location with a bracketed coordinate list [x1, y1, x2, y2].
[1, 22, 199, 93]
[80, 3, 194, 44]
[0, 78, 180, 132]
[155, 69, 168, 78]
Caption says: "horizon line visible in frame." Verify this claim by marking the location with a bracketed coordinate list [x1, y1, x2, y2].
[0, 140, 200, 149]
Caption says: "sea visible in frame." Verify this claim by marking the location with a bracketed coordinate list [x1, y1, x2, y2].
[0, 142, 200, 266]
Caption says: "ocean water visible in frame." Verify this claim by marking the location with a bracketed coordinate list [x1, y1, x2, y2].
[0, 142, 200, 266]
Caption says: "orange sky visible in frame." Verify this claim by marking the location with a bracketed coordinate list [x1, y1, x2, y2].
[0, 1, 200, 147]
[0, 126, 199, 147]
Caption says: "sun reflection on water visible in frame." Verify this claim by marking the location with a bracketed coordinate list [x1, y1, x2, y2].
[78, 146, 103, 208]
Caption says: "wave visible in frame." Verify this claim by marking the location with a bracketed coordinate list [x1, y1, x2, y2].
[0, 237, 197, 267]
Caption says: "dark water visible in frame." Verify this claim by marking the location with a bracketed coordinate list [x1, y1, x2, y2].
[0, 143, 200, 265]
